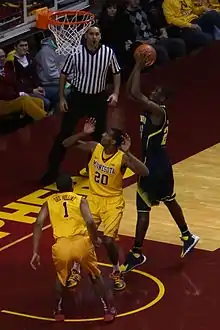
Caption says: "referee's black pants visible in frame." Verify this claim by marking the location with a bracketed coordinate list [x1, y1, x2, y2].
[47, 89, 108, 174]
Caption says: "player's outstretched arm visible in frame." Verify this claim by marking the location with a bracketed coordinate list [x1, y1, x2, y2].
[121, 134, 149, 177]
[30, 202, 48, 270]
[63, 118, 98, 153]
[128, 61, 163, 118]
[80, 198, 101, 247]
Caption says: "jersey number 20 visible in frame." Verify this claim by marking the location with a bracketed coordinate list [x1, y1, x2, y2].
[95, 171, 109, 185]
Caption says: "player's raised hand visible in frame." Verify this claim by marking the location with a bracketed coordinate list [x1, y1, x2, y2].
[84, 118, 96, 134]
[120, 133, 131, 152]
[30, 253, 41, 270]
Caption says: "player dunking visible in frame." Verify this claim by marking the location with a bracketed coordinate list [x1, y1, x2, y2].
[121, 59, 200, 273]
[63, 119, 149, 290]
[30, 174, 116, 322]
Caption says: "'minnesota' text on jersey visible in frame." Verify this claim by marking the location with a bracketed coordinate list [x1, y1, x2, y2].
[89, 143, 124, 197]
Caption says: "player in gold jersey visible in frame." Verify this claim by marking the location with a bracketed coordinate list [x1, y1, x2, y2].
[30, 174, 116, 323]
[63, 119, 149, 291]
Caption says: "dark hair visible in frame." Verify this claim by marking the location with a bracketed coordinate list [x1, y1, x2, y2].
[103, 0, 118, 9]
[14, 39, 28, 46]
[56, 174, 73, 192]
[87, 24, 101, 32]
[111, 128, 124, 147]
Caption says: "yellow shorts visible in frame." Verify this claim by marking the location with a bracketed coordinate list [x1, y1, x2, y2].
[87, 194, 125, 238]
[52, 236, 100, 287]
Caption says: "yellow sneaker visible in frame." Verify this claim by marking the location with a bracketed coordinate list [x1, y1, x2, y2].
[66, 269, 81, 289]
[110, 271, 126, 291]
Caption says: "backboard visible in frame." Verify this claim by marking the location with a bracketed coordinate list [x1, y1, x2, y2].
[0, 0, 90, 45]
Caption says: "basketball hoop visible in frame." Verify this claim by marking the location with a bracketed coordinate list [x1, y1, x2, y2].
[36, 7, 95, 56]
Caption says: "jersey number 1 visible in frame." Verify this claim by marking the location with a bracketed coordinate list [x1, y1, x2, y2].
[63, 201, 69, 218]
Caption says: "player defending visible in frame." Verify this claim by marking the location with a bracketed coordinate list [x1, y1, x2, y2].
[30, 174, 116, 322]
[63, 120, 149, 290]
[121, 59, 200, 273]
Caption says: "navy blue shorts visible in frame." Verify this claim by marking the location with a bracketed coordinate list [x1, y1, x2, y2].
[136, 165, 176, 212]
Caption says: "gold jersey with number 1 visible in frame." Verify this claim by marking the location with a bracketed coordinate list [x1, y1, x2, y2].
[88, 143, 124, 197]
[47, 192, 88, 239]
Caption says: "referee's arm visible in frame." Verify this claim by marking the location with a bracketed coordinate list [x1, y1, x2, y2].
[108, 52, 121, 105]
[60, 55, 73, 100]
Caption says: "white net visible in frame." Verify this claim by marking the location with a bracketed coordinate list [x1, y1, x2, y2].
[48, 11, 95, 56]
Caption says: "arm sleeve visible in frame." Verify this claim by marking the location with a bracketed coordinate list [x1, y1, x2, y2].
[37, 51, 60, 80]
[192, 4, 206, 15]
[163, 1, 192, 27]
[110, 52, 121, 74]
[61, 54, 74, 75]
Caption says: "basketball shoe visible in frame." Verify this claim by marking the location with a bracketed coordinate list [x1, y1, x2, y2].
[66, 269, 81, 289]
[120, 250, 146, 274]
[110, 271, 126, 290]
[104, 306, 117, 323]
[181, 234, 200, 258]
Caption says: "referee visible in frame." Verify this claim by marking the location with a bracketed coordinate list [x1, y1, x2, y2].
[41, 25, 121, 185]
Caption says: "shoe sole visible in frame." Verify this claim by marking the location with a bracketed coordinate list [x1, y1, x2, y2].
[114, 282, 126, 291]
[181, 236, 200, 258]
[121, 255, 147, 274]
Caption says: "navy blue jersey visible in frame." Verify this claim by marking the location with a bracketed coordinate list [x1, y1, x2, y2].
[140, 105, 171, 171]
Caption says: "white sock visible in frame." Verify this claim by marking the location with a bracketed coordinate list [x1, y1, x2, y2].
[113, 263, 119, 272]
[72, 262, 80, 273]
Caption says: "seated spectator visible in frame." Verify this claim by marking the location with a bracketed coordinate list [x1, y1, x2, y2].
[98, 1, 136, 67]
[125, 0, 186, 65]
[195, 0, 220, 11]
[163, 0, 220, 50]
[0, 48, 5, 76]
[4, 39, 51, 112]
[0, 73, 47, 120]
[35, 34, 70, 109]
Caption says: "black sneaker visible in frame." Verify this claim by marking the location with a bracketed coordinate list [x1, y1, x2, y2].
[120, 250, 147, 274]
[53, 298, 65, 322]
[180, 234, 200, 258]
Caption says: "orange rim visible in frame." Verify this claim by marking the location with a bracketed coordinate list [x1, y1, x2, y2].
[48, 10, 95, 26]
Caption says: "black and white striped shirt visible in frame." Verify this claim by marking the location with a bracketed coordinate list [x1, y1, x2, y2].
[61, 44, 121, 94]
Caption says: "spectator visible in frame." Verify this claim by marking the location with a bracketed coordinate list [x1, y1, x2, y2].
[0, 74, 47, 120]
[35, 34, 70, 109]
[125, 0, 186, 65]
[0, 48, 6, 76]
[4, 39, 51, 111]
[98, 1, 136, 67]
[163, 0, 220, 50]
[192, 0, 220, 11]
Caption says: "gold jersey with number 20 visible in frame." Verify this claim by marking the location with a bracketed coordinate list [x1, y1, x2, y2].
[88, 143, 124, 197]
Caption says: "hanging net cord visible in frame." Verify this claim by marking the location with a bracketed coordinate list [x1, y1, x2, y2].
[49, 12, 95, 56]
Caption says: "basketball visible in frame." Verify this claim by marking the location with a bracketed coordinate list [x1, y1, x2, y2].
[134, 43, 157, 67]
